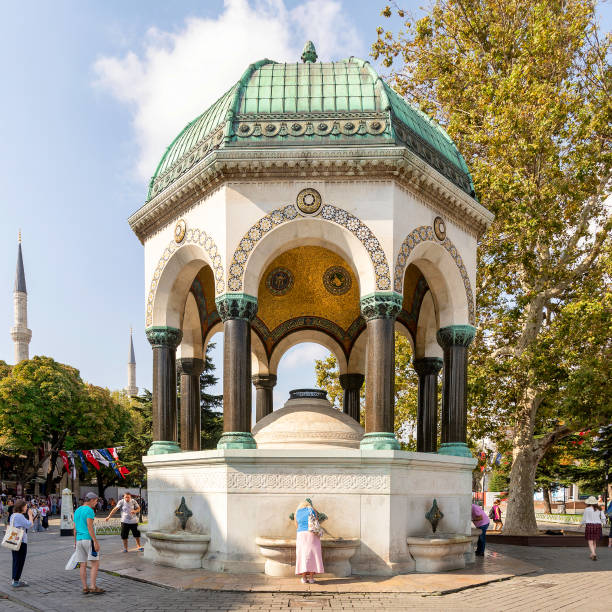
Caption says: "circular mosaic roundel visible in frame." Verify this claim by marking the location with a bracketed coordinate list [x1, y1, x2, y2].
[266, 267, 294, 296]
[296, 188, 322, 215]
[323, 266, 352, 295]
[433, 216, 447, 241]
[174, 219, 187, 243]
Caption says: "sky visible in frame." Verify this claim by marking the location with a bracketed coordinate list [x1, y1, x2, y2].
[0, 1, 610, 407]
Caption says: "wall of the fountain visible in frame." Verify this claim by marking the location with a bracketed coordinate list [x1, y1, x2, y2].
[143, 448, 475, 574]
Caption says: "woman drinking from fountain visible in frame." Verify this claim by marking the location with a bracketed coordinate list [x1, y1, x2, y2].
[294, 498, 324, 584]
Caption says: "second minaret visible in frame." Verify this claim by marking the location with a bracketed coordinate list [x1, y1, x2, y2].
[10, 233, 31, 363]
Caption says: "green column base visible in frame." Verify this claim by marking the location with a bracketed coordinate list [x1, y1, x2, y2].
[438, 442, 473, 458]
[148, 440, 181, 455]
[360, 432, 401, 450]
[217, 432, 257, 449]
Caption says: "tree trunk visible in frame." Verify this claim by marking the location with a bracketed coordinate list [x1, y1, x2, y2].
[543, 486, 552, 514]
[503, 443, 539, 534]
[97, 472, 107, 500]
[45, 450, 59, 494]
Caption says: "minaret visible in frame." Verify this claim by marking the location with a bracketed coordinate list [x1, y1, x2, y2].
[10, 232, 32, 363]
[126, 328, 138, 396]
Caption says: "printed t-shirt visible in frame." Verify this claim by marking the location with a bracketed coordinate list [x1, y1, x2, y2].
[74, 505, 95, 540]
[116, 499, 139, 524]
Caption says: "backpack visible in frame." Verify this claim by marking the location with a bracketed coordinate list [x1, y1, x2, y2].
[488, 507, 495, 519]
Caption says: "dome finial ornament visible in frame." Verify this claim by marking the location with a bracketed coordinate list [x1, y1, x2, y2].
[301, 41, 317, 63]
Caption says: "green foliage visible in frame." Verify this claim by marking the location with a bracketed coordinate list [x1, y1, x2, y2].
[374, 0, 611, 533]
[315, 354, 344, 410]
[200, 342, 223, 449]
[489, 469, 510, 493]
[119, 390, 152, 486]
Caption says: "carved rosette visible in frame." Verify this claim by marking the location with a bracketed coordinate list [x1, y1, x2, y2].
[215, 293, 258, 322]
[412, 357, 443, 377]
[436, 325, 476, 349]
[359, 292, 403, 321]
[145, 326, 183, 349]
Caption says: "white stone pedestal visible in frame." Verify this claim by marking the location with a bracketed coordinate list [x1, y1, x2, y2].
[144, 449, 474, 576]
[406, 534, 471, 572]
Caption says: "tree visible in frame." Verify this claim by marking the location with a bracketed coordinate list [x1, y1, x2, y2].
[121, 390, 153, 486]
[374, 0, 611, 534]
[315, 354, 344, 410]
[200, 342, 223, 449]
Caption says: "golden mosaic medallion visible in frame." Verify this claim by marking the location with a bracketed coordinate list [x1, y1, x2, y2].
[296, 188, 322, 215]
[323, 266, 352, 295]
[174, 219, 187, 243]
[266, 267, 294, 296]
[433, 216, 447, 241]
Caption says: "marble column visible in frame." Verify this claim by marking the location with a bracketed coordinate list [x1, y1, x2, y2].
[215, 294, 258, 449]
[177, 357, 205, 451]
[252, 374, 277, 422]
[339, 373, 364, 422]
[413, 357, 443, 453]
[359, 292, 403, 450]
[436, 325, 476, 457]
[145, 326, 183, 455]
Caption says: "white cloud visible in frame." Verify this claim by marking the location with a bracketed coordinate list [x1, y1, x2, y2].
[94, 0, 361, 182]
[280, 343, 331, 369]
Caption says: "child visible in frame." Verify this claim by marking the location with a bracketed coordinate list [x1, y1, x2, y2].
[489, 499, 503, 531]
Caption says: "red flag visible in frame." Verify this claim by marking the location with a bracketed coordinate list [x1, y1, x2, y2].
[108, 447, 120, 461]
[118, 466, 130, 478]
[59, 451, 70, 474]
[83, 450, 100, 470]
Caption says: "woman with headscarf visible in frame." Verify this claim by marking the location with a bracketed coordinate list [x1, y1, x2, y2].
[294, 498, 324, 584]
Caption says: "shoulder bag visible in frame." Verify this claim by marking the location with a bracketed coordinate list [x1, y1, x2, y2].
[307, 509, 322, 537]
[1, 515, 24, 551]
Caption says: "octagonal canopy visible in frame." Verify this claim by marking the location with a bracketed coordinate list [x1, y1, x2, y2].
[147, 43, 475, 202]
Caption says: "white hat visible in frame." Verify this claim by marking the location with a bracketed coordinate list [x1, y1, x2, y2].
[584, 496, 599, 505]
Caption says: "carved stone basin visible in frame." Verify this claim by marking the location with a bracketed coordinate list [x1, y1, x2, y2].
[147, 530, 211, 569]
[406, 534, 471, 572]
[255, 536, 360, 577]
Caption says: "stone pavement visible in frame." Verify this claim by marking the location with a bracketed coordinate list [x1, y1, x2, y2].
[1, 523, 611, 611]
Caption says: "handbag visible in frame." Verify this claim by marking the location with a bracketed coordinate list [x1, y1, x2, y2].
[1, 517, 24, 551]
[307, 509, 322, 536]
[65, 550, 79, 571]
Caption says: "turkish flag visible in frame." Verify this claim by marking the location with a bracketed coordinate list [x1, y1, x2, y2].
[83, 450, 100, 470]
[59, 451, 70, 474]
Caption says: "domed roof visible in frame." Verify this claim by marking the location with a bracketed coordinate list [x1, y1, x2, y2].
[252, 390, 364, 450]
[147, 44, 474, 202]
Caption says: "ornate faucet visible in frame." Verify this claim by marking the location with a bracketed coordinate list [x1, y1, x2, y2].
[175, 497, 193, 530]
[425, 499, 444, 533]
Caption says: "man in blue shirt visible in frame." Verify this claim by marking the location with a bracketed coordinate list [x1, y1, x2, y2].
[73, 492, 104, 594]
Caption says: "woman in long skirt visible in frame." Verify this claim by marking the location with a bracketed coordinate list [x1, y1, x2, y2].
[294, 499, 324, 584]
[581, 496, 606, 560]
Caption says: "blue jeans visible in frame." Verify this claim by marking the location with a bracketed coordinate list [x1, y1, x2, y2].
[476, 524, 488, 555]
[12, 542, 27, 581]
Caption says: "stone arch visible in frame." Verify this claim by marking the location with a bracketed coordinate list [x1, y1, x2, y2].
[414, 290, 442, 360]
[393, 226, 475, 325]
[227, 203, 391, 295]
[347, 328, 368, 373]
[268, 330, 348, 376]
[178, 292, 203, 360]
[146, 229, 224, 328]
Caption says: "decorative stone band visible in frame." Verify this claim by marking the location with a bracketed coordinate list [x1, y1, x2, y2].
[227, 202, 392, 293]
[359, 292, 403, 321]
[339, 373, 365, 391]
[217, 432, 257, 449]
[177, 357, 205, 377]
[393, 225, 475, 325]
[145, 326, 183, 349]
[289, 388, 327, 400]
[215, 293, 258, 322]
[360, 432, 401, 450]
[252, 374, 277, 390]
[412, 357, 444, 377]
[436, 325, 476, 349]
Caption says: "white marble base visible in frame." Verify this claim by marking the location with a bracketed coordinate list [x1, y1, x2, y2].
[144, 449, 475, 575]
[406, 534, 471, 572]
[146, 530, 211, 569]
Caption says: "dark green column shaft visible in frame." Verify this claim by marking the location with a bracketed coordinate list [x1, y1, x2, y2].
[216, 294, 258, 449]
[252, 374, 277, 422]
[413, 357, 443, 453]
[359, 293, 402, 450]
[177, 357, 205, 452]
[436, 325, 475, 457]
[339, 373, 364, 422]
[146, 326, 182, 455]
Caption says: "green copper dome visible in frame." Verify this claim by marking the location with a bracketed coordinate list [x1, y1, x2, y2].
[147, 53, 474, 201]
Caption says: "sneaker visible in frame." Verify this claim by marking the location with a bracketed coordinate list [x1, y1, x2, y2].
[12, 581, 28, 588]
[301, 577, 307, 584]
[122, 549, 128, 553]
[138, 547, 144, 552]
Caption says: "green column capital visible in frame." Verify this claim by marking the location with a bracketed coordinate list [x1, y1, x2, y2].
[436, 325, 476, 349]
[359, 292, 403, 321]
[413, 357, 444, 377]
[215, 293, 258, 322]
[145, 326, 183, 349]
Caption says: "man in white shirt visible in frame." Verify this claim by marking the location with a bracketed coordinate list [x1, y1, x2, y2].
[105, 492, 143, 552]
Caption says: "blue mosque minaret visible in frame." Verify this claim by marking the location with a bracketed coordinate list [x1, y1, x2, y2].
[10, 232, 31, 363]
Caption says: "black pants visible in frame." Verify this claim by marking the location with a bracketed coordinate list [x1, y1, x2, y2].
[12, 543, 27, 581]
[120, 522, 141, 540]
